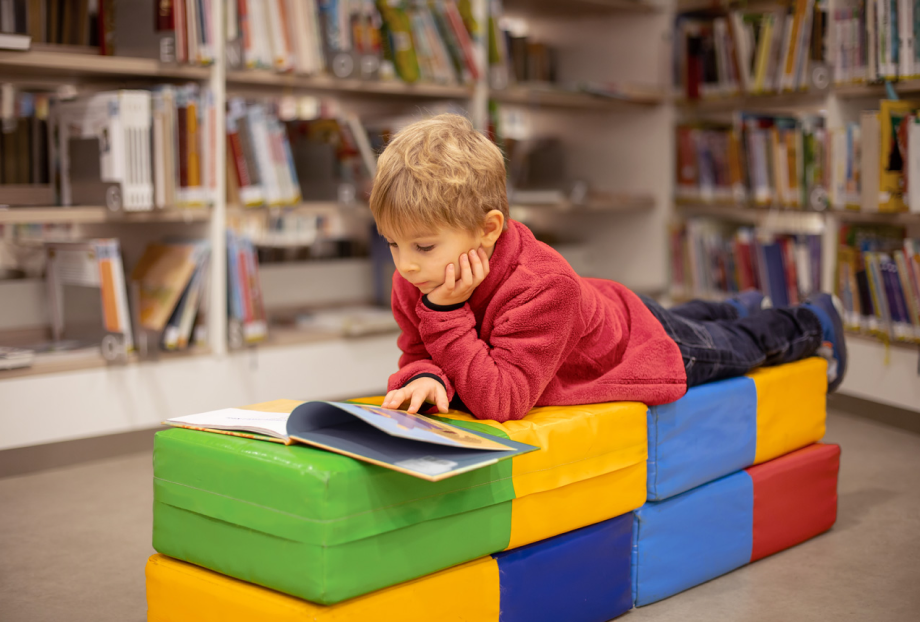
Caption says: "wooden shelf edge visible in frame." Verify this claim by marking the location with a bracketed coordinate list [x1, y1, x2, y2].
[0, 206, 212, 225]
[675, 201, 920, 225]
[494, 85, 663, 110]
[226, 70, 473, 98]
[505, 0, 662, 15]
[0, 50, 210, 80]
[676, 89, 828, 110]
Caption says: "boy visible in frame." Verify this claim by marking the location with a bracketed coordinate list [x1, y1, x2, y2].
[373, 114, 846, 423]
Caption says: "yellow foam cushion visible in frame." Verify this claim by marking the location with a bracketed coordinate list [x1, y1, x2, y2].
[749, 357, 827, 464]
[146, 553, 500, 622]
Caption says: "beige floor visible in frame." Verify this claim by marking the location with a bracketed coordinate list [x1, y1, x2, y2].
[1, 408, 918, 622]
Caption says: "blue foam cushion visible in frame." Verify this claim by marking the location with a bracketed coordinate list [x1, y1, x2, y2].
[632, 471, 754, 607]
[496, 513, 633, 622]
[647, 376, 757, 501]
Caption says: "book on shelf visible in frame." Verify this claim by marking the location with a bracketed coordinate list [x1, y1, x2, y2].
[0, 31, 30, 50]
[130, 240, 210, 334]
[829, 101, 920, 214]
[675, 0, 828, 100]
[230, 0, 478, 86]
[676, 113, 828, 210]
[225, 97, 302, 208]
[227, 229, 267, 345]
[0, 90, 50, 192]
[164, 399, 538, 481]
[1, 0, 99, 48]
[833, 0, 920, 85]
[162, 249, 210, 350]
[53, 90, 155, 211]
[51, 86, 217, 212]
[835, 224, 920, 342]
[44, 238, 133, 352]
[672, 219, 823, 307]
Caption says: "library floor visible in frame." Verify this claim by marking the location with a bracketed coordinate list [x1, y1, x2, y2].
[1, 409, 919, 622]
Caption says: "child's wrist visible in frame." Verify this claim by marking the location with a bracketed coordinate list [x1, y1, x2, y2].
[422, 294, 467, 312]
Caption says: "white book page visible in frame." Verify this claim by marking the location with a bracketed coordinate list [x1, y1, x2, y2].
[166, 408, 291, 439]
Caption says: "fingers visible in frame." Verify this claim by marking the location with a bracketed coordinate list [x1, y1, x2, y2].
[435, 384, 449, 413]
[469, 249, 485, 283]
[407, 390, 426, 414]
[459, 252, 473, 288]
[478, 247, 490, 277]
[382, 389, 405, 410]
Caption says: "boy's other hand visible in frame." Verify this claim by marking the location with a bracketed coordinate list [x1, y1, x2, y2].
[382, 377, 449, 414]
[426, 248, 490, 307]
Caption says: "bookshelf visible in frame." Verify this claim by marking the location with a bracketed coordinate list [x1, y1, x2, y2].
[672, 0, 920, 413]
[0, 0, 675, 449]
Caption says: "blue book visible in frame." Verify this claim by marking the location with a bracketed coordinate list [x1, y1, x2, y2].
[762, 242, 790, 308]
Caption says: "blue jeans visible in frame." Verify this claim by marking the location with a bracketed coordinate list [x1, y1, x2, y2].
[640, 296, 823, 387]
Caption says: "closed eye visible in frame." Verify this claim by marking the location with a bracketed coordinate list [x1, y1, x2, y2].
[415, 244, 435, 252]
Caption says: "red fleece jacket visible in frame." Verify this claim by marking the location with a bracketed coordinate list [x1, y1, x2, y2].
[387, 220, 687, 422]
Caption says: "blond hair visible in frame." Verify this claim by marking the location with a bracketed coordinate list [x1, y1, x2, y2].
[370, 113, 508, 238]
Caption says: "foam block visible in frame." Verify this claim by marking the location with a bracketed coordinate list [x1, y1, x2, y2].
[147, 513, 634, 622]
[153, 398, 647, 604]
[632, 443, 839, 607]
[646, 358, 827, 501]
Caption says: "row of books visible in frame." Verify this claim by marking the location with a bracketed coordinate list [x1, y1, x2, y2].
[828, 100, 920, 213]
[229, 101, 376, 209]
[133, 240, 212, 351]
[104, 233, 267, 352]
[488, 2, 558, 89]
[676, 114, 828, 210]
[0, 0, 103, 48]
[672, 219, 824, 309]
[230, 0, 479, 86]
[8, 87, 384, 212]
[836, 224, 920, 342]
[833, 0, 920, 84]
[52, 87, 219, 211]
[675, 0, 828, 99]
[0, 91, 50, 186]
[229, 207, 370, 253]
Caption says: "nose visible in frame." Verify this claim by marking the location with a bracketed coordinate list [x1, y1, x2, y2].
[396, 254, 419, 275]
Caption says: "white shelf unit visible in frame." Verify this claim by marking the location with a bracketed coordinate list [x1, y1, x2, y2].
[0, 1, 670, 449]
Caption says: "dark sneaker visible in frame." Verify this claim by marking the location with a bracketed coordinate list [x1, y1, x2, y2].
[804, 293, 848, 392]
[727, 290, 772, 318]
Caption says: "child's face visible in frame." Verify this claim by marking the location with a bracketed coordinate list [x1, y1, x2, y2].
[384, 226, 485, 296]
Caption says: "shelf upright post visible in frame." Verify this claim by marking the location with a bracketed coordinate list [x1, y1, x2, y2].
[471, 0, 489, 131]
[208, 0, 228, 356]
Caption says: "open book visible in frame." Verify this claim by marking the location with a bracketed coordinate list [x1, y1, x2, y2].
[164, 401, 538, 481]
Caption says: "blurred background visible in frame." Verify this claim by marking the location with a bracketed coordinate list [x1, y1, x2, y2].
[0, 1, 918, 619]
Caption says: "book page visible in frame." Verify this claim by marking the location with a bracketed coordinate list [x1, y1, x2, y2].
[327, 402, 512, 451]
[165, 408, 291, 440]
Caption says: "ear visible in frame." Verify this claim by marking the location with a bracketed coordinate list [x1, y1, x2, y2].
[479, 210, 505, 249]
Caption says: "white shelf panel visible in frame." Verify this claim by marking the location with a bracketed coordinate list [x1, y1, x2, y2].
[0, 334, 400, 451]
[838, 335, 920, 413]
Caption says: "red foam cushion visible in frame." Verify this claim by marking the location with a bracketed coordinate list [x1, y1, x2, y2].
[747, 443, 840, 563]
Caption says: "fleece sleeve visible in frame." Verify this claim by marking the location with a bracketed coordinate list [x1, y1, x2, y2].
[415, 275, 581, 423]
[387, 279, 457, 400]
